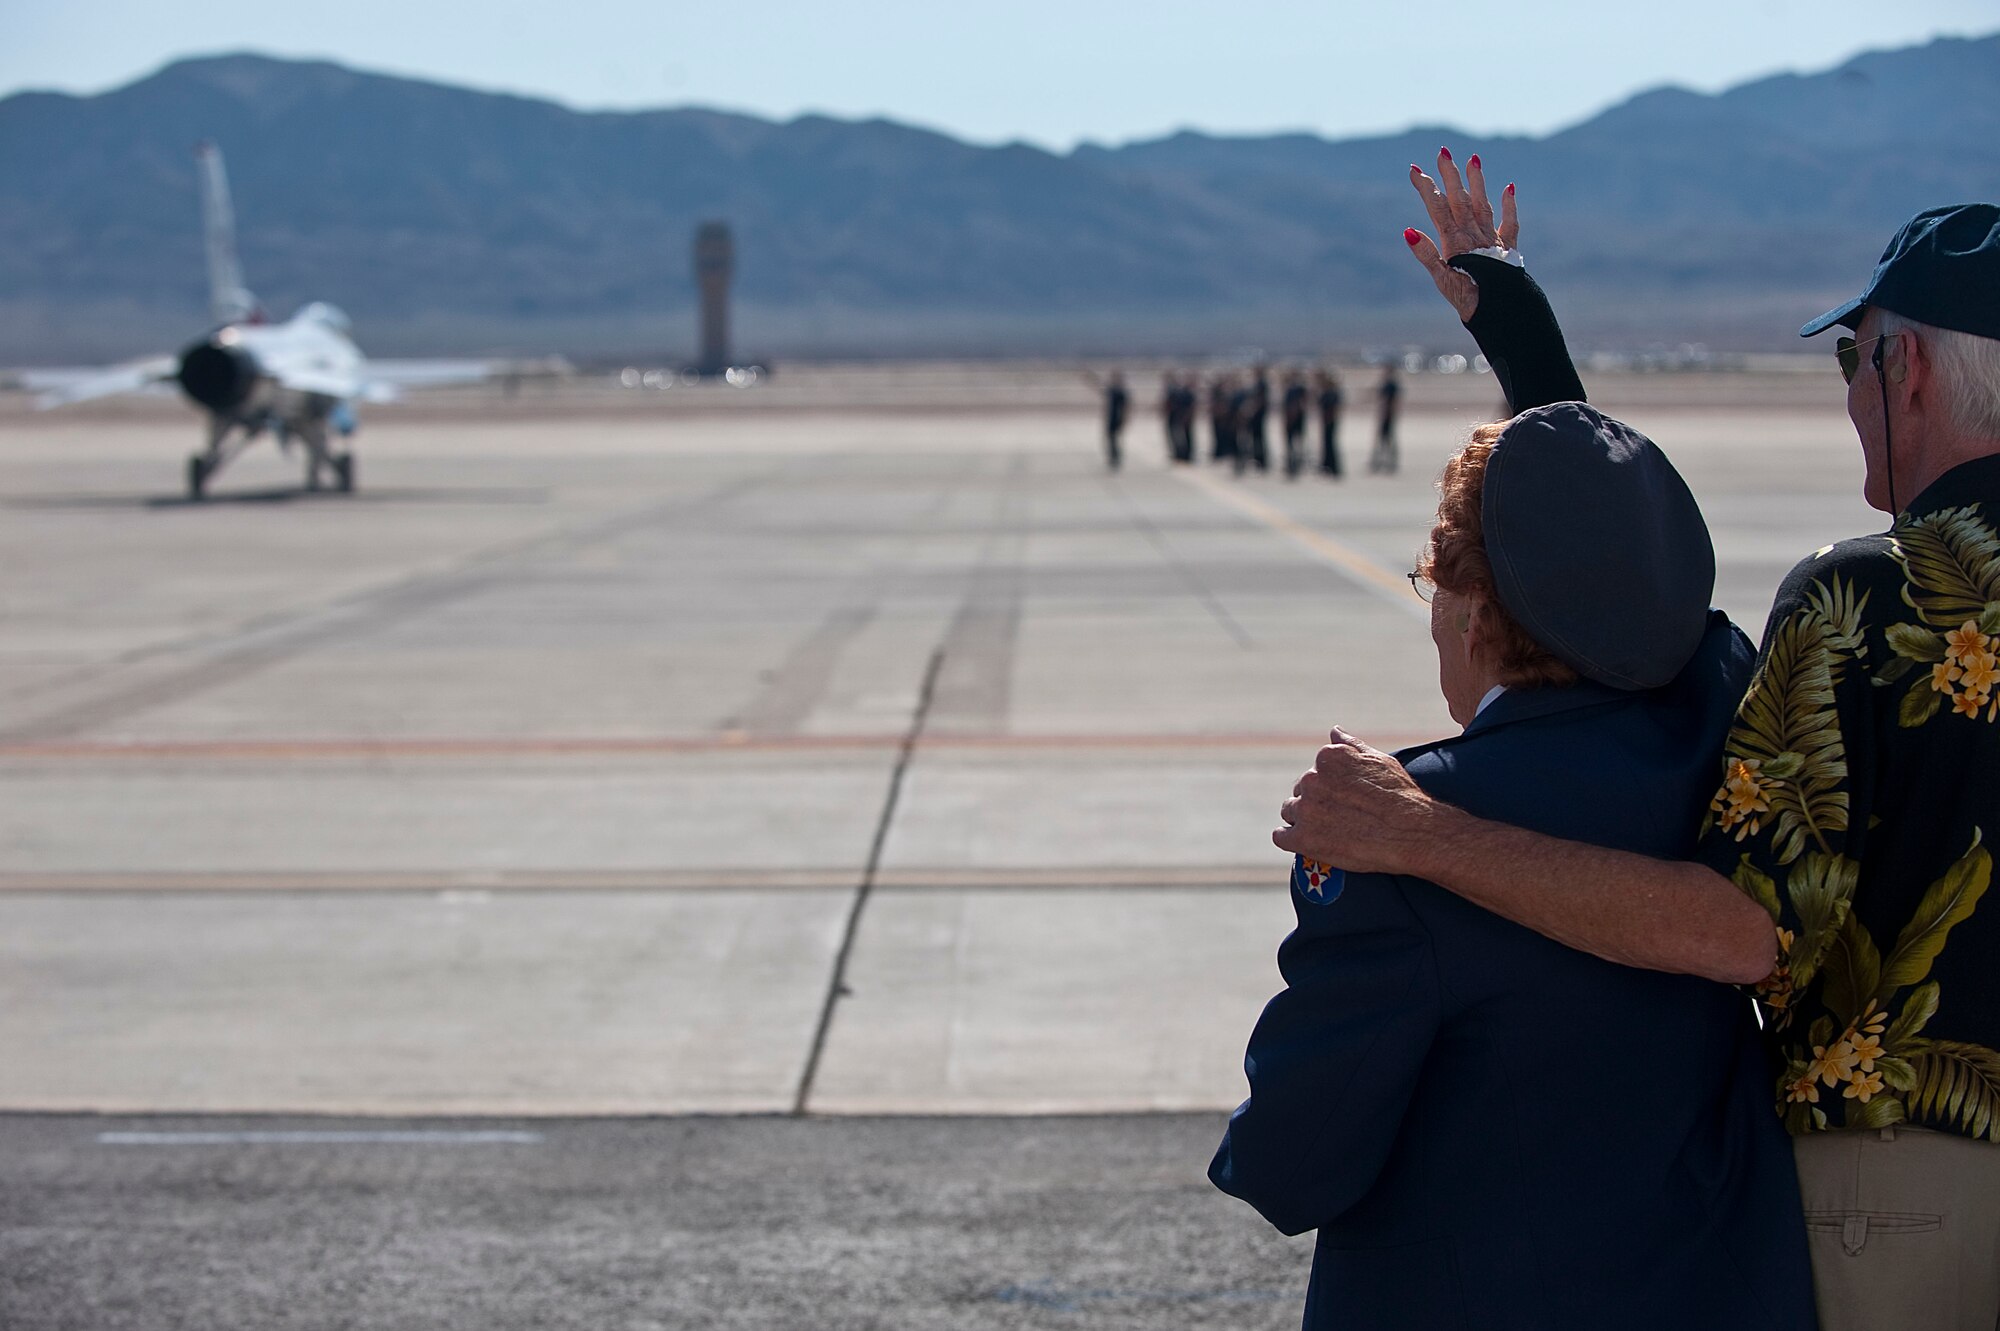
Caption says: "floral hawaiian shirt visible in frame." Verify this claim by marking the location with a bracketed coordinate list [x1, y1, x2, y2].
[1697, 454, 2000, 1141]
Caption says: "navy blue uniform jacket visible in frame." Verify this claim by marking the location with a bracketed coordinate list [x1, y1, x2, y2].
[1210, 613, 1818, 1328]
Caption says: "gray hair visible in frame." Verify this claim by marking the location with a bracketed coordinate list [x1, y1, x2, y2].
[1876, 310, 2000, 440]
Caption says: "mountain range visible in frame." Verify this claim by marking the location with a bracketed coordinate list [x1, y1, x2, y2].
[2, 35, 1997, 362]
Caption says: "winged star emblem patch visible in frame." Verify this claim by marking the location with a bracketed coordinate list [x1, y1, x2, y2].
[1294, 856, 1344, 902]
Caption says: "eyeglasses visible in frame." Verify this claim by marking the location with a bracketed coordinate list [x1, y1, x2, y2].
[1836, 332, 1894, 385]
[1407, 571, 1434, 604]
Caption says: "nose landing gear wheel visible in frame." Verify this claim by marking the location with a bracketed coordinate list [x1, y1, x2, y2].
[186, 455, 208, 501]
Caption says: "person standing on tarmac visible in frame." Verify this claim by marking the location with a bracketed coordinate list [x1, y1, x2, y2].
[1371, 364, 1401, 473]
[1102, 371, 1129, 471]
[1209, 373, 1237, 465]
[1168, 373, 1197, 463]
[1246, 366, 1273, 471]
[1315, 368, 1344, 477]
[1282, 369, 1309, 478]
[1229, 376, 1255, 476]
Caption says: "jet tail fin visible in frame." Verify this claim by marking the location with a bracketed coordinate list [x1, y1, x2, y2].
[196, 141, 257, 326]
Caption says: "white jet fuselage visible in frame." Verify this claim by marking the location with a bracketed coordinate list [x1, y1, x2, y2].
[176, 303, 368, 435]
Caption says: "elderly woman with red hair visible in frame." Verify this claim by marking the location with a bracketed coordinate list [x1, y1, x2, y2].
[1208, 164, 1819, 1329]
[1416, 420, 1581, 712]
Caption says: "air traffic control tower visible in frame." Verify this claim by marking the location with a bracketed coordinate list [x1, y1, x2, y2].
[693, 221, 734, 376]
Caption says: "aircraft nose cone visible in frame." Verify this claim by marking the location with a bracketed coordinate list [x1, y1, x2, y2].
[177, 339, 258, 413]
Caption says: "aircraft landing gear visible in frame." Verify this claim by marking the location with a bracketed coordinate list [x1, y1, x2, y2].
[187, 454, 208, 501]
[297, 419, 354, 495]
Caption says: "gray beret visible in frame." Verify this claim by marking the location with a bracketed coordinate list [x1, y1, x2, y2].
[1481, 402, 1715, 691]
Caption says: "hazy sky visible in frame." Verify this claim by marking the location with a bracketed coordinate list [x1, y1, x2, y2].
[5, 1, 1994, 149]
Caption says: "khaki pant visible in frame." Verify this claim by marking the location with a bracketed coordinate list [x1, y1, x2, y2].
[1794, 1125, 2000, 1330]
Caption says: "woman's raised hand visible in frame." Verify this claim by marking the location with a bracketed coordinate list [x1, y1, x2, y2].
[1403, 146, 1518, 322]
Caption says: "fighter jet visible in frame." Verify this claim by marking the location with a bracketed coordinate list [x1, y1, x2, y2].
[34, 142, 551, 499]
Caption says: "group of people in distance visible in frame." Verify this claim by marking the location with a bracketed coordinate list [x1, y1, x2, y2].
[1211, 148, 2000, 1330]
[1096, 363, 1402, 477]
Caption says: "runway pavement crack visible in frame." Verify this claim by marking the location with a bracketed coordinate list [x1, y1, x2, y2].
[792, 456, 1028, 1111]
[791, 646, 945, 1115]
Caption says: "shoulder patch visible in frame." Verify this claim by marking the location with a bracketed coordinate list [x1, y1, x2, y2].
[1293, 856, 1345, 903]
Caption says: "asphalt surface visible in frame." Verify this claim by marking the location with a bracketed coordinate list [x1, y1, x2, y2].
[0, 1112, 1310, 1330]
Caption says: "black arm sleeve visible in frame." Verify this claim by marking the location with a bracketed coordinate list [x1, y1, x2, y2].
[1449, 253, 1586, 414]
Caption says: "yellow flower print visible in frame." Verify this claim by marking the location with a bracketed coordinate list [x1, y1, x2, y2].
[1960, 652, 2000, 697]
[1711, 758, 1776, 839]
[1811, 1040, 1860, 1087]
[1945, 621, 1990, 664]
[1932, 661, 1964, 693]
[1952, 690, 1987, 719]
[1786, 1073, 1821, 1104]
[1843, 1069, 1886, 1102]
[1847, 1031, 1884, 1070]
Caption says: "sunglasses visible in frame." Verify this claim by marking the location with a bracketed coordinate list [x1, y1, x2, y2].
[1836, 332, 1893, 384]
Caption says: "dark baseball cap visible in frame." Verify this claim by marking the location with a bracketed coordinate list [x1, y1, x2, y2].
[1483, 403, 1715, 691]
[1800, 203, 2000, 338]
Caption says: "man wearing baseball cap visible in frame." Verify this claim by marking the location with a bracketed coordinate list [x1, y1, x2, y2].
[1280, 158, 2000, 1329]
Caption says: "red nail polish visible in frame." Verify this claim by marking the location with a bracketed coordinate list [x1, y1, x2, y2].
[1403, 228, 1423, 246]
[1438, 146, 1451, 161]
[1504, 182, 1515, 195]
[1409, 163, 1420, 172]
[1469, 154, 1480, 170]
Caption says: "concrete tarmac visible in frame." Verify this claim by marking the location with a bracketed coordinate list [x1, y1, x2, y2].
[0, 367, 1873, 1117]
[0, 365, 1875, 1327]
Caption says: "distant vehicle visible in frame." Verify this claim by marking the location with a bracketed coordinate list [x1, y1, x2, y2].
[31, 142, 567, 499]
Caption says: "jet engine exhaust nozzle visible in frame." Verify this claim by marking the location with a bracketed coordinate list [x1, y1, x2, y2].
[176, 340, 258, 413]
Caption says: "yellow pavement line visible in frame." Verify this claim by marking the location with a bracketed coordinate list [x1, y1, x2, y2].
[1176, 468, 1428, 618]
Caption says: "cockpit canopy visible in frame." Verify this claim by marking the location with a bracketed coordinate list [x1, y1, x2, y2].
[295, 302, 352, 334]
